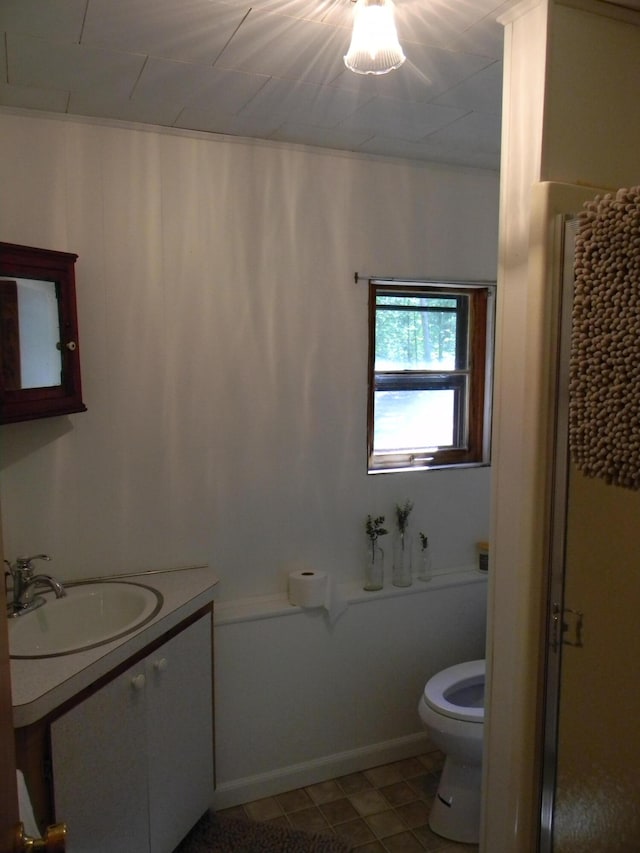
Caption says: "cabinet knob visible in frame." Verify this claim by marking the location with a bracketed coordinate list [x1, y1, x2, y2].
[153, 657, 168, 672]
[131, 673, 146, 690]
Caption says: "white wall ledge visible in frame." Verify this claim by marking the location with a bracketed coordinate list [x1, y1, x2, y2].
[214, 566, 487, 626]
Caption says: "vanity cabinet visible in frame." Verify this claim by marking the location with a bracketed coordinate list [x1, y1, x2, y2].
[49, 613, 213, 853]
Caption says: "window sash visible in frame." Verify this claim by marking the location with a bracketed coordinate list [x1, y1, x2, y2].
[367, 281, 493, 473]
[373, 373, 467, 451]
[374, 291, 469, 372]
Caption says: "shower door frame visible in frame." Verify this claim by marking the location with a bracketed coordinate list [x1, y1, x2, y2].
[538, 214, 578, 852]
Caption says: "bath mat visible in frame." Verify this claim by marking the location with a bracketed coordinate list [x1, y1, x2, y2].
[173, 810, 351, 853]
[570, 186, 640, 489]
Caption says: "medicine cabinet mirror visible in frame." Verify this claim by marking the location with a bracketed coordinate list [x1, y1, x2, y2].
[0, 242, 86, 424]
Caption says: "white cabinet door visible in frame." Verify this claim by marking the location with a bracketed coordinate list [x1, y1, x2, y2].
[51, 658, 149, 853]
[51, 614, 214, 853]
[146, 615, 213, 853]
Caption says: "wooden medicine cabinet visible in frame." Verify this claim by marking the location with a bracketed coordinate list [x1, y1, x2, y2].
[0, 242, 86, 424]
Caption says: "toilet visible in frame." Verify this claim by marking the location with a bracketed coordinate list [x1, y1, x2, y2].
[418, 659, 485, 844]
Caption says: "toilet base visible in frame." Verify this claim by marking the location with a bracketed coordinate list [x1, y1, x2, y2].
[429, 755, 482, 844]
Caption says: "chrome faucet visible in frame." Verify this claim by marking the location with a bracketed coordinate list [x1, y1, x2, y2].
[5, 554, 66, 616]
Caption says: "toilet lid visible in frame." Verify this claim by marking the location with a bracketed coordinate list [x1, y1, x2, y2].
[423, 659, 485, 723]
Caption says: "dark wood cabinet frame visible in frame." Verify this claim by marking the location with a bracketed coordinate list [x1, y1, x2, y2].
[0, 242, 86, 424]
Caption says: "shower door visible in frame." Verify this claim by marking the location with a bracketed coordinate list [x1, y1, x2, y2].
[541, 218, 640, 851]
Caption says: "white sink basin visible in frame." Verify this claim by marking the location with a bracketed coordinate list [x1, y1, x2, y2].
[9, 581, 163, 658]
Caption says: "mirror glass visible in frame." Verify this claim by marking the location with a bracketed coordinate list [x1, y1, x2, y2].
[0, 277, 62, 390]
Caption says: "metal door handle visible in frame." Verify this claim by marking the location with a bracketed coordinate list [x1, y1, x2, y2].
[15, 822, 67, 852]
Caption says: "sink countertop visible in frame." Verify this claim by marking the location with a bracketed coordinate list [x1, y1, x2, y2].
[11, 565, 219, 728]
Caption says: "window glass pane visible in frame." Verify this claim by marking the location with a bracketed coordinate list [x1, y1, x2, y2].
[373, 389, 455, 452]
[375, 295, 462, 371]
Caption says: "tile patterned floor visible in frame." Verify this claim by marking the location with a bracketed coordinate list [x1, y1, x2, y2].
[218, 749, 479, 852]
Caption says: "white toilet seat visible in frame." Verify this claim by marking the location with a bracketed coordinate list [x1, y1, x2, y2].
[423, 659, 485, 723]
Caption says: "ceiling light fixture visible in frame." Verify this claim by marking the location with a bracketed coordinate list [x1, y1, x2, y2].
[343, 0, 406, 76]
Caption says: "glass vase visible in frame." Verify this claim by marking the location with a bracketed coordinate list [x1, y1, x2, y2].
[417, 544, 433, 582]
[364, 541, 384, 591]
[392, 531, 413, 587]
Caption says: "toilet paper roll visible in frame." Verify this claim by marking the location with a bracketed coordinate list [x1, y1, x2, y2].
[287, 568, 348, 625]
[288, 570, 328, 608]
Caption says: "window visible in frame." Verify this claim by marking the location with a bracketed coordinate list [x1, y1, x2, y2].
[367, 279, 495, 473]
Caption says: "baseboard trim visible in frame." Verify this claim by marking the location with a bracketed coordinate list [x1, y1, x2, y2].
[211, 731, 433, 810]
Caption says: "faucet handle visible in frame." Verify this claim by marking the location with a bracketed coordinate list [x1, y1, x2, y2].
[15, 554, 51, 574]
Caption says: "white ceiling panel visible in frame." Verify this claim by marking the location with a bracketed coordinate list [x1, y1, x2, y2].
[215, 10, 348, 85]
[270, 121, 374, 149]
[68, 91, 184, 126]
[132, 59, 223, 106]
[357, 133, 497, 168]
[339, 96, 467, 141]
[238, 76, 373, 126]
[82, 0, 252, 64]
[433, 60, 503, 112]
[285, 84, 376, 127]
[181, 68, 271, 114]
[401, 41, 497, 99]
[0, 0, 517, 170]
[174, 107, 285, 138]
[248, 0, 351, 26]
[328, 65, 438, 104]
[234, 76, 332, 120]
[447, 5, 510, 56]
[397, 0, 508, 49]
[0, 82, 71, 113]
[426, 110, 502, 154]
[0, 0, 86, 41]
[7, 34, 147, 98]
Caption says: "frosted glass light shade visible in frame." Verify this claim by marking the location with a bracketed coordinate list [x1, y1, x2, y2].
[344, 0, 406, 76]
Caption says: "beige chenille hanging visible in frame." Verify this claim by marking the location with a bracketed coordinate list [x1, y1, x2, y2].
[569, 186, 640, 490]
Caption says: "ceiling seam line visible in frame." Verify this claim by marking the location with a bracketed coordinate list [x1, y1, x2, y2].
[129, 55, 150, 100]
[78, 0, 90, 44]
[210, 8, 253, 67]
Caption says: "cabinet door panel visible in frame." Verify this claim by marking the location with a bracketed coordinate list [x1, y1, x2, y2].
[146, 615, 214, 853]
[51, 661, 149, 853]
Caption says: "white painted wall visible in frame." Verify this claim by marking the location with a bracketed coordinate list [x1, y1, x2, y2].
[484, 0, 550, 847]
[485, 1, 640, 849]
[214, 575, 487, 806]
[0, 110, 496, 802]
[0, 112, 497, 598]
